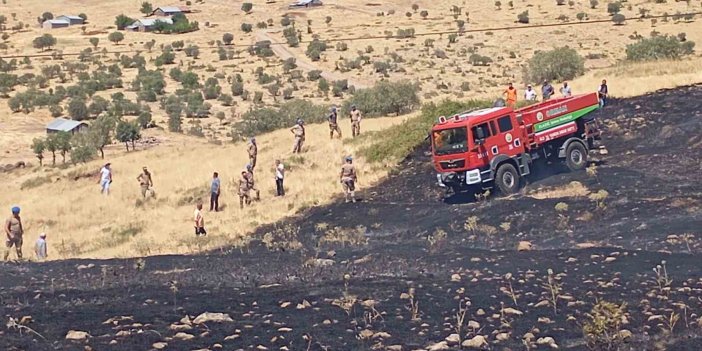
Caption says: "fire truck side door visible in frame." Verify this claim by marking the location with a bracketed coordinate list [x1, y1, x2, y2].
[491, 114, 523, 157]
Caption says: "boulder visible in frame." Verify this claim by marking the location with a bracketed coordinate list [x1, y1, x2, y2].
[193, 312, 233, 324]
[427, 341, 450, 350]
[462, 335, 488, 348]
[65, 330, 90, 340]
[518, 241, 533, 251]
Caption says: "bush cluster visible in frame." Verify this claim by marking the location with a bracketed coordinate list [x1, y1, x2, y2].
[625, 35, 695, 61]
[341, 80, 420, 118]
[233, 99, 327, 137]
[524, 46, 585, 83]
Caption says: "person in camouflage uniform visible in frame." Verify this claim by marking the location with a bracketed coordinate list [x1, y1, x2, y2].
[238, 170, 251, 209]
[246, 163, 260, 201]
[339, 156, 358, 203]
[247, 137, 258, 171]
[328, 107, 342, 139]
[290, 119, 305, 153]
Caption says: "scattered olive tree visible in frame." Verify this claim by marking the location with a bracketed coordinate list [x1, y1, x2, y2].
[524, 46, 585, 83]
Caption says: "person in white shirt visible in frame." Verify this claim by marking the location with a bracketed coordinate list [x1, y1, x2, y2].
[524, 85, 537, 101]
[560, 82, 572, 97]
[275, 160, 285, 196]
[35, 233, 47, 260]
[98, 163, 112, 195]
[193, 202, 206, 236]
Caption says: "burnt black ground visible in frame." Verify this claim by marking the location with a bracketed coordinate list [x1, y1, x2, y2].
[1, 85, 701, 351]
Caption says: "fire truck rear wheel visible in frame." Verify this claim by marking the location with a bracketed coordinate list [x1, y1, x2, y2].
[495, 163, 520, 195]
[565, 142, 587, 171]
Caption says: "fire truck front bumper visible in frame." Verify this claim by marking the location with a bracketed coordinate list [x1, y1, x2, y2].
[437, 169, 482, 188]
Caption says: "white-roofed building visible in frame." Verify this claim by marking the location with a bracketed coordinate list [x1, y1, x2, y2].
[126, 17, 174, 32]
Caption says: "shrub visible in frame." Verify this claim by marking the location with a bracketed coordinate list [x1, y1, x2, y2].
[607, 2, 622, 15]
[360, 99, 490, 162]
[241, 23, 253, 33]
[115, 14, 135, 30]
[577, 12, 588, 21]
[140, 1, 154, 15]
[32, 34, 57, 51]
[241, 2, 253, 13]
[336, 42, 348, 51]
[590, 0, 598, 8]
[612, 13, 626, 25]
[281, 16, 291, 27]
[517, 11, 529, 24]
[68, 98, 89, 120]
[184, 45, 200, 58]
[234, 99, 327, 136]
[108, 31, 124, 45]
[625, 35, 695, 61]
[341, 80, 420, 118]
[223, 33, 234, 45]
[307, 70, 322, 81]
[420, 10, 429, 19]
[583, 300, 628, 350]
[524, 46, 585, 83]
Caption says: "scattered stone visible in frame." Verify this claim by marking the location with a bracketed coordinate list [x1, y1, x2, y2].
[322, 319, 332, 325]
[496, 332, 510, 341]
[19, 316, 32, 325]
[278, 327, 292, 332]
[476, 309, 486, 316]
[65, 330, 90, 340]
[427, 341, 449, 350]
[179, 316, 192, 325]
[451, 274, 462, 282]
[467, 320, 480, 329]
[445, 333, 460, 345]
[109, 340, 117, 345]
[173, 332, 194, 341]
[517, 241, 533, 251]
[503, 307, 523, 316]
[169, 324, 192, 331]
[224, 334, 240, 341]
[538, 317, 553, 324]
[462, 335, 488, 348]
[311, 258, 335, 267]
[373, 332, 392, 339]
[193, 312, 233, 324]
[115, 330, 130, 337]
[619, 329, 632, 340]
[535, 300, 550, 308]
[152, 342, 167, 350]
[256, 345, 268, 350]
[296, 300, 311, 310]
[604, 257, 616, 263]
[358, 330, 374, 339]
[213, 344, 223, 349]
[566, 257, 577, 263]
[387, 346, 403, 351]
[280, 302, 291, 308]
[576, 242, 597, 249]
[76, 264, 95, 270]
[537, 336, 558, 349]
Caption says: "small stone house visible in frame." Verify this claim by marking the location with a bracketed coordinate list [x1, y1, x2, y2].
[46, 118, 89, 135]
[126, 17, 174, 32]
[42, 19, 70, 29]
[152, 6, 183, 16]
[56, 15, 85, 25]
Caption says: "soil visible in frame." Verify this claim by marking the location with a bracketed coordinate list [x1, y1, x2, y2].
[1, 85, 701, 350]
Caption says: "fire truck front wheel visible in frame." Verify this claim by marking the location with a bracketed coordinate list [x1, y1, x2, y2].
[565, 142, 587, 171]
[495, 163, 520, 195]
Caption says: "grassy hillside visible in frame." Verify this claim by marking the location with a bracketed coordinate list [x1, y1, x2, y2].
[1, 116, 410, 259]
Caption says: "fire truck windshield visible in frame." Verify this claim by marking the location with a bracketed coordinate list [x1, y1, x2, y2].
[432, 127, 468, 155]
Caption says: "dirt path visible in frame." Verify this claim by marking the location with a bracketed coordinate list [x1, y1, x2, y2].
[255, 30, 371, 89]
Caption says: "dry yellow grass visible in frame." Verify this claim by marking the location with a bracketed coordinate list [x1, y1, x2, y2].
[1, 115, 410, 259]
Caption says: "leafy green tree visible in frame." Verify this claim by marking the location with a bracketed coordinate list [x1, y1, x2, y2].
[231, 81, 244, 96]
[115, 14, 135, 30]
[203, 77, 222, 100]
[180, 71, 199, 89]
[31, 138, 45, 166]
[524, 46, 585, 83]
[612, 13, 626, 25]
[607, 2, 622, 15]
[89, 37, 99, 49]
[55, 131, 72, 163]
[78, 13, 88, 21]
[140, 1, 154, 15]
[68, 98, 89, 121]
[625, 35, 696, 61]
[41, 12, 54, 21]
[88, 96, 109, 117]
[88, 115, 115, 158]
[108, 31, 125, 45]
[70, 133, 95, 164]
[115, 120, 141, 151]
[318, 78, 329, 95]
[341, 80, 420, 117]
[32, 34, 57, 51]
[137, 111, 152, 128]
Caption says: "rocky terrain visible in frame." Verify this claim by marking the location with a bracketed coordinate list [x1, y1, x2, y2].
[1, 85, 701, 350]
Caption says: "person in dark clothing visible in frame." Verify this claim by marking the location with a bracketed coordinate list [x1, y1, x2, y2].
[598, 79, 608, 108]
[541, 80, 555, 100]
[210, 172, 221, 212]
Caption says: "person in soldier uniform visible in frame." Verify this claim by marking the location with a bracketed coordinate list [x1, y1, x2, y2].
[290, 119, 305, 153]
[246, 163, 260, 201]
[328, 106, 342, 139]
[350, 105, 362, 138]
[238, 170, 251, 209]
[247, 137, 257, 171]
[339, 156, 358, 203]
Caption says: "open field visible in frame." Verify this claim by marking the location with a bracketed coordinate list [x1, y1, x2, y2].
[0, 114, 410, 259]
[1, 84, 701, 350]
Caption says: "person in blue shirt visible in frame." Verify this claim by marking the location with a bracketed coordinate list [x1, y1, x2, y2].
[210, 172, 221, 212]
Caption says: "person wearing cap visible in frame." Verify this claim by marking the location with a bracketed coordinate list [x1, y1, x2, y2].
[328, 106, 342, 139]
[246, 163, 260, 201]
[339, 156, 358, 203]
[503, 83, 518, 108]
[35, 233, 47, 261]
[247, 137, 258, 171]
[541, 80, 555, 101]
[274, 159, 285, 196]
[290, 119, 305, 153]
[238, 170, 252, 209]
[350, 105, 362, 138]
[524, 84, 537, 101]
[136, 166, 153, 199]
[4, 206, 24, 261]
[98, 163, 113, 195]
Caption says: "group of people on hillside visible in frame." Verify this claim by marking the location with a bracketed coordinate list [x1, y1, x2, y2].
[502, 79, 609, 108]
[4, 206, 47, 262]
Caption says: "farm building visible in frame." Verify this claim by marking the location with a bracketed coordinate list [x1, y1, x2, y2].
[46, 118, 89, 135]
[55, 15, 85, 25]
[289, 0, 323, 8]
[152, 6, 189, 16]
[42, 19, 70, 29]
[126, 17, 174, 32]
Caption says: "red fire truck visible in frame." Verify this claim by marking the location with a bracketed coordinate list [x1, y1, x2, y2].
[431, 93, 601, 196]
